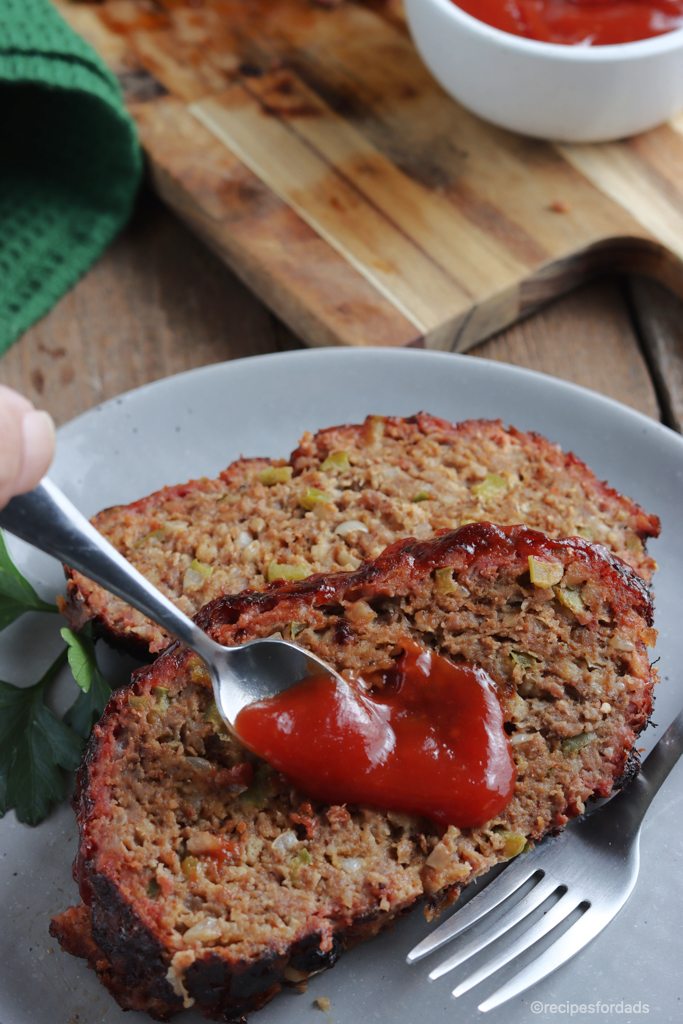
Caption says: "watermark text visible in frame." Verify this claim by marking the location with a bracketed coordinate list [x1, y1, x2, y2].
[530, 1001, 649, 1016]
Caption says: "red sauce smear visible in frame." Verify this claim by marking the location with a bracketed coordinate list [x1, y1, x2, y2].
[453, 0, 683, 44]
[235, 640, 515, 828]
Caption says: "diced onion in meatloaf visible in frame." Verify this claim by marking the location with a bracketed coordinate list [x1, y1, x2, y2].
[51, 523, 657, 1023]
[58, 414, 659, 655]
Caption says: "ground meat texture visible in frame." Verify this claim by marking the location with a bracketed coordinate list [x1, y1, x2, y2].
[58, 414, 659, 655]
[51, 524, 657, 1023]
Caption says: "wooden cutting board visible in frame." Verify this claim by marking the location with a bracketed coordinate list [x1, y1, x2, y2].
[58, 0, 683, 351]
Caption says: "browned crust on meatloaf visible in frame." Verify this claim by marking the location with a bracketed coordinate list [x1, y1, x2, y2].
[51, 524, 656, 1022]
[58, 415, 659, 655]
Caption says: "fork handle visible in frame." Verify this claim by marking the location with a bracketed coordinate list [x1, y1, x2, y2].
[605, 705, 683, 836]
[635, 706, 683, 808]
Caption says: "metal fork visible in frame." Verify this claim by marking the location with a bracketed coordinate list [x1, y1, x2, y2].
[407, 707, 683, 1011]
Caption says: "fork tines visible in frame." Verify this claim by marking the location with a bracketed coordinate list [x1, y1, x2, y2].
[407, 813, 639, 1013]
[407, 845, 552, 965]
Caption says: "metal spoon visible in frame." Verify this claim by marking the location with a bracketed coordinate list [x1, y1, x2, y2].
[0, 478, 343, 731]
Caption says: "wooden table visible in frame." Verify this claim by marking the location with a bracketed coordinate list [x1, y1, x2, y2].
[2, 184, 683, 433]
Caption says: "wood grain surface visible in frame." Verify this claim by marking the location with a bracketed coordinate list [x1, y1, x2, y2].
[0, 188, 663, 429]
[54, 0, 683, 352]
[473, 278, 659, 422]
[627, 276, 683, 431]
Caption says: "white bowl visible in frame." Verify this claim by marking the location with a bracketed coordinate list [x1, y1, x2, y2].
[404, 0, 683, 141]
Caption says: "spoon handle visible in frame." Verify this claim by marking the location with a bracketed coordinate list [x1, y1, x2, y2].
[0, 478, 219, 664]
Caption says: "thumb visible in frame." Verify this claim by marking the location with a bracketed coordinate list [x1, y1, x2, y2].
[0, 386, 55, 509]
[15, 410, 56, 496]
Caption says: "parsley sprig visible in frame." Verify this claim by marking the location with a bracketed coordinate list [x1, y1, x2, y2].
[0, 530, 58, 629]
[62, 625, 112, 739]
[0, 649, 82, 826]
[0, 530, 112, 825]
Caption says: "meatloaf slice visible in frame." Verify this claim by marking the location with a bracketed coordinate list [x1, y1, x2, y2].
[59, 414, 659, 655]
[51, 524, 657, 1023]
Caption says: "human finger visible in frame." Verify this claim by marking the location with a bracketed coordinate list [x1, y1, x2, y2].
[14, 410, 56, 496]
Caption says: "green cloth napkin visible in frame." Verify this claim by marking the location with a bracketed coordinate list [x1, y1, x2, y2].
[0, 0, 142, 356]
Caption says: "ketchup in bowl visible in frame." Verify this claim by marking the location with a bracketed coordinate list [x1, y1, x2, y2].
[235, 640, 515, 829]
[452, 0, 683, 45]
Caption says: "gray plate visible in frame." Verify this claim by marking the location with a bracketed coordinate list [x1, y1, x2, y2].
[1, 348, 682, 1024]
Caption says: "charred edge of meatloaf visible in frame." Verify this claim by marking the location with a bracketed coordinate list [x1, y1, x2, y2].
[613, 745, 644, 790]
[50, 885, 183, 1022]
[178, 926, 346, 1024]
[50, 894, 390, 1024]
[50, 894, 350, 1024]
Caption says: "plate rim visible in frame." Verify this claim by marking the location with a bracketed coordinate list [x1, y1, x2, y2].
[56, 347, 683, 454]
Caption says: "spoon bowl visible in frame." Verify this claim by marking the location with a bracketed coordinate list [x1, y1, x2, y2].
[210, 634, 337, 729]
